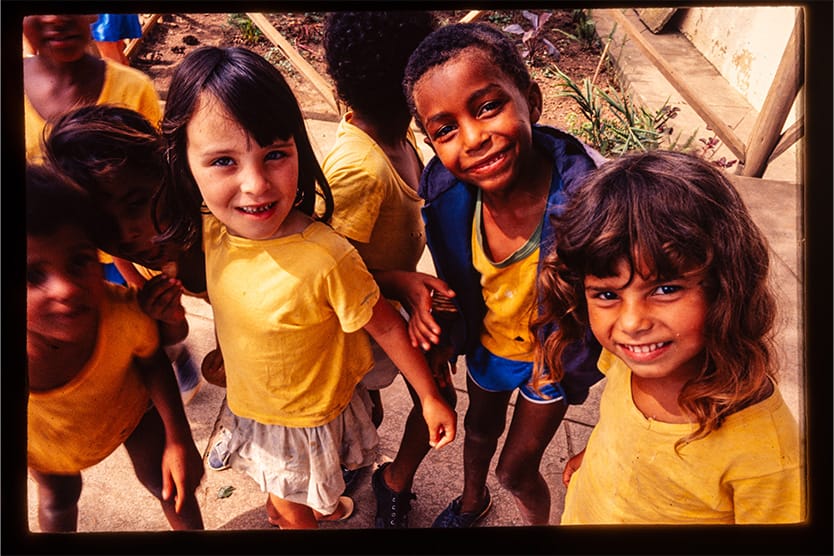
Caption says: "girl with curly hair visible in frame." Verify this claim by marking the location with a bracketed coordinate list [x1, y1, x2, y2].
[532, 149, 803, 523]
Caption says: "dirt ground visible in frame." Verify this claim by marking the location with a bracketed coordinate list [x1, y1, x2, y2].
[131, 10, 611, 129]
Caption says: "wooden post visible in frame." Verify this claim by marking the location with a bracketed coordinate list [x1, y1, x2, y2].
[245, 12, 339, 116]
[740, 8, 804, 177]
[125, 14, 162, 62]
[610, 9, 747, 161]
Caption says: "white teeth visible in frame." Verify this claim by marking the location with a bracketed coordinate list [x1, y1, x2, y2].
[240, 202, 274, 214]
[624, 342, 667, 354]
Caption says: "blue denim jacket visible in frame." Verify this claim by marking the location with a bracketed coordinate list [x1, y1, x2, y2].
[419, 125, 605, 405]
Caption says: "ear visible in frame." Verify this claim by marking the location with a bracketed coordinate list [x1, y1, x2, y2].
[527, 82, 543, 124]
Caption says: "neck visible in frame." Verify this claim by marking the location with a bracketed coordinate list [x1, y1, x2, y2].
[483, 149, 552, 208]
[349, 111, 411, 148]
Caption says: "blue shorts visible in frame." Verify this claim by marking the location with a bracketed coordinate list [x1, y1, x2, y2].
[466, 343, 565, 404]
[91, 14, 143, 41]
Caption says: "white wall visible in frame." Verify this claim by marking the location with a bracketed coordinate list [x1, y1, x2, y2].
[676, 6, 799, 113]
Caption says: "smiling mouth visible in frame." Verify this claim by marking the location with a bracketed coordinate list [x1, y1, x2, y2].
[620, 341, 671, 354]
[238, 202, 276, 214]
[468, 151, 507, 173]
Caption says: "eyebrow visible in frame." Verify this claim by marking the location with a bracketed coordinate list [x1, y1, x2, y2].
[423, 83, 503, 127]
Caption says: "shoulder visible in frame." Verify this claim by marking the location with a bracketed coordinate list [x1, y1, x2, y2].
[324, 130, 386, 183]
[302, 221, 357, 258]
[533, 125, 605, 163]
[102, 282, 156, 330]
[103, 59, 154, 85]
[419, 155, 462, 202]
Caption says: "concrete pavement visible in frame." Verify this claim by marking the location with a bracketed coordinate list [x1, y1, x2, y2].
[22, 9, 804, 552]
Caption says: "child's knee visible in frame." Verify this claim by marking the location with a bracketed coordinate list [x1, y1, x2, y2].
[463, 410, 505, 442]
[37, 473, 82, 510]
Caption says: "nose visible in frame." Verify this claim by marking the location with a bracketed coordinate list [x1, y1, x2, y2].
[460, 119, 489, 153]
[617, 298, 652, 336]
[239, 162, 270, 197]
[119, 217, 146, 245]
[46, 270, 84, 303]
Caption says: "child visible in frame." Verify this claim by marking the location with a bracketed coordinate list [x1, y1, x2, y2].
[23, 14, 161, 163]
[402, 22, 606, 527]
[91, 14, 143, 65]
[532, 150, 803, 523]
[157, 45, 457, 529]
[320, 11, 456, 528]
[43, 104, 204, 403]
[26, 164, 204, 532]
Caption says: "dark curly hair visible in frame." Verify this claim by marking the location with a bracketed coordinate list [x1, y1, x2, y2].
[323, 11, 437, 127]
[531, 150, 777, 449]
[42, 104, 165, 251]
[43, 104, 165, 200]
[403, 21, 531, 131]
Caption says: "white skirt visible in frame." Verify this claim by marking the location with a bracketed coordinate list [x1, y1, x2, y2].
[226, 385, 379, 515]
[359, 337, 400, 390]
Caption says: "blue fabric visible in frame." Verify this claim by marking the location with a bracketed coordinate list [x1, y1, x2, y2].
[102, 262, 126, 286]
[467, 344, 565, 403]
[91, 14, 142, 42]
[419, 124, 606, 405]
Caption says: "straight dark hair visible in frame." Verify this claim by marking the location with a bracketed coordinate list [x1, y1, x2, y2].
[157, 46, 333, 248]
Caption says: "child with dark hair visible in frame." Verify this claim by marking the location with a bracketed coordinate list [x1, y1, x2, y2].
[403, 22, 605, 527]
[43, 104, 204, 404]
[532, 149, 803, 523]
[158, 45, 456, 529]
[320, 10, 456, 528]
[26, 164, 204, 532]
[91, 14, 143, 65]
[23, 14, 161, 164]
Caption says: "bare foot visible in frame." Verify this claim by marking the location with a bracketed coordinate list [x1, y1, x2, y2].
[313, 496, 354, 522]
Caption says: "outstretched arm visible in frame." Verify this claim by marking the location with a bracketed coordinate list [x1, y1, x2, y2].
[363, 297, 457, 449]
[372, 268, 456, 351]
[135, 348, 204, 513]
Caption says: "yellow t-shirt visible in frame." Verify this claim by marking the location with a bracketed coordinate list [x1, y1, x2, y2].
[27, 283, 158, 474]
[561, 349, 804, 524]
[25, 58, 162, 163]
[471, 191, 542, 360]
[203, 214, 380, 427]
[320, 114, 426, 274]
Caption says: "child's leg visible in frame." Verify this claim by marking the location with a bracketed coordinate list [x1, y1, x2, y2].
[495, 396, 568, 525]
[29, 469, 82, 532]
[266, 493, 354, 529]
[459, 375, 513, 512]
[383, 372, 457, 493]
[367, 388, 384, 428]
[123, 407, 204, 530]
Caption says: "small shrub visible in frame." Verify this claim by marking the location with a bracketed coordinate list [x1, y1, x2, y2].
[503, 10, 560, 64]
[227, 14, 263, 44]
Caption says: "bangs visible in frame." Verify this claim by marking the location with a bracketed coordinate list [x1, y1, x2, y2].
[566, 169, 714, 284]
[203, 51, 302, 147]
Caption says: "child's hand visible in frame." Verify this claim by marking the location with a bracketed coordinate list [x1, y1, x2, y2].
[375, 270, 455, 352]
[562, 448, 586, 487]
[137, 274, 186, 325]
[422, 394, 457, 450]
[160, 436, 205, 513]
[425, 342, 456, 389]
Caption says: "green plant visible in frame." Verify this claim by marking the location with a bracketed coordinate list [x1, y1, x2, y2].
[571, 9, 601, 49]
[486, 11, 513, 26]
[503, 10, 559, 63]
[227, 13, 263, 44]
[553, 65, 682, 156]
